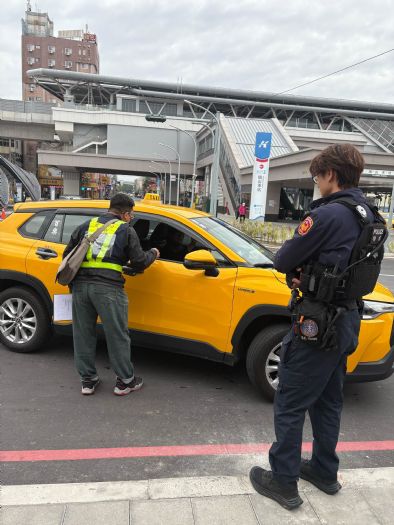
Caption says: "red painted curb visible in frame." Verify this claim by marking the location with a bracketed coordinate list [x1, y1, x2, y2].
[1, 440, 394, 463]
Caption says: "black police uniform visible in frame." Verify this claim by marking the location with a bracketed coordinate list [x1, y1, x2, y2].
[269, 188, 374, 485]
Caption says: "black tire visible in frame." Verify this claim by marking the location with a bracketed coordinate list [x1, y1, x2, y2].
[246, 324, 289, 401]
[0, 287, 52, 353]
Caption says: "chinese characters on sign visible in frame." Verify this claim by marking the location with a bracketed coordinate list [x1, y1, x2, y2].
[249, 132, 272, 220]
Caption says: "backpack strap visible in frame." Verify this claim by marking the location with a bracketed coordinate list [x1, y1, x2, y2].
[325, 196, 372, 226]
[324, 196, 385, 226]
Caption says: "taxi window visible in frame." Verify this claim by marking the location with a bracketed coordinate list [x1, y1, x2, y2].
[193, 217, 274, 266]
[44, 214, 64, 243]
[133, 215, 227, 265]
[62, 214, 92, 244]
[18, 211, 53, 239]
[42, 213, 92, 245]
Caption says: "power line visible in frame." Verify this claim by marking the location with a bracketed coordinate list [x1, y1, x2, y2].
[274, 47, 394, 96]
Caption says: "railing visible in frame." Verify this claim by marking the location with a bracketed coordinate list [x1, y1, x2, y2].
[73, 140, 107, 153]
[352, 118, 394, 153]
[38, 142, 107, 155]
[219, 137, 241, 212]
[0, 98, 55, 114]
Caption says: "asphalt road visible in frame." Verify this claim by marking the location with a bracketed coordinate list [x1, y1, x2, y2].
[2, 339, 394, 486]
[1, 261, 394, 486]
[379, 257, 394, 291]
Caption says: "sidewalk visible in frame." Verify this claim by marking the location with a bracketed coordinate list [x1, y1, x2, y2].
[2, 467, 393, 524]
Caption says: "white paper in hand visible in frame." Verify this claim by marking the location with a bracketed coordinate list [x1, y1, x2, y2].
[53, 294, 73, 321]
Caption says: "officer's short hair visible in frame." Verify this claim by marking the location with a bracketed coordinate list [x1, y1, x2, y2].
[109, 193, 135, 213]
[310, 144, 364, 189]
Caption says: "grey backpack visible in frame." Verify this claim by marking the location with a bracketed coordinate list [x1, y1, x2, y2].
[56, 218, 118, 286]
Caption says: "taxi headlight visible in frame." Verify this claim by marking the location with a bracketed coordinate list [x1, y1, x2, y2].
[362, 300, 394, 320]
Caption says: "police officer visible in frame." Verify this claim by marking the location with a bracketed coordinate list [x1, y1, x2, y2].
[250, 144, 385, 510]
[64, 193, 159, 396]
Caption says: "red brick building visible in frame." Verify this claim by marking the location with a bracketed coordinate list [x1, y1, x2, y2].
[21, 6, 99, 103]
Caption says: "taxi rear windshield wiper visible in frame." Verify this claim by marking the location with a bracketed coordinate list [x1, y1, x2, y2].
[254, 263, 275, 268]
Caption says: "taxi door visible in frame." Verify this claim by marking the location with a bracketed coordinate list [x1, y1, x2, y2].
[25, 211, 95, 305]
[124, 218, 238, 354]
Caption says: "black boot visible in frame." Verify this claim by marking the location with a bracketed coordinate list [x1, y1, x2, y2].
[249, 466, 303, 510]
[300, 459, 342, 495]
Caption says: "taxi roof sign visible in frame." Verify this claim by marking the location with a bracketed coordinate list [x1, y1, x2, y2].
[143, 193, 161, 202]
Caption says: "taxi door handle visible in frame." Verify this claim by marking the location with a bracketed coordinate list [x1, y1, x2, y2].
[36, 248, 58, 260]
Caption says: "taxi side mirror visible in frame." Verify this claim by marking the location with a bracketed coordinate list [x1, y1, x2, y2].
[183, 250, 219, 277]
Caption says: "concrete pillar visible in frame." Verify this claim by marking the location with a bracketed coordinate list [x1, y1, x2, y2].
[266, 182, 282, 218]
[205, 166, 211, 197]
[63, 171, 80, 196]
[22, 140, 38, 174]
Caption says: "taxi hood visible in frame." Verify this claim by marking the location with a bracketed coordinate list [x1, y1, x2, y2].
[365, 281, 394, 303]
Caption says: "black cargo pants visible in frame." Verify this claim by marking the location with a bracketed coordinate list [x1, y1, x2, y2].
[269, 309, 361, 484]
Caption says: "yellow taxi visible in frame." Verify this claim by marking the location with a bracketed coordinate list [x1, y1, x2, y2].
[1, 198, 394, 400]
[381, 212, 394, 228]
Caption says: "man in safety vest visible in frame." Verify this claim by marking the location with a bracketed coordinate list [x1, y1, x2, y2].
[63, 193, 159, 396]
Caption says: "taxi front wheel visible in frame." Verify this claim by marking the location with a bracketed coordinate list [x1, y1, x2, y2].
[0, 287, 51, 353]
[246, 324, 289, 401]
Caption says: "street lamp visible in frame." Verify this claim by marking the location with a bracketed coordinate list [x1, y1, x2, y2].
[169, 124, 197, 208]
[150, 160, 167, 203]
[159, 142, 181, 206]
[184, 99, 220, 216]
[153, 153, 172, 204]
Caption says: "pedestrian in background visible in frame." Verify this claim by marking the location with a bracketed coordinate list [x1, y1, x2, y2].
[250, 144, 386, 510]
[238, 202, 246, 222]
[63, 193, 159, 396]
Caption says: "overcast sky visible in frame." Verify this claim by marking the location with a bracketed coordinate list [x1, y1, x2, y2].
[1, 0, 393, 104]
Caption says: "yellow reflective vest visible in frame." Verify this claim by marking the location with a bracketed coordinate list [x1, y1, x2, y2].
[80, 217, 125, 272]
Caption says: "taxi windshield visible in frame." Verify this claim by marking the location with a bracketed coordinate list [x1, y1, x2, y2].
[192, 217, 274, 266]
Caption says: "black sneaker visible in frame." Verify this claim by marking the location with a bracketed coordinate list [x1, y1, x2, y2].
[114, 376, 143, 396]
[81, 377, 100, 395]
[249, 467, 303, 511]
[299, 459, 342, 495]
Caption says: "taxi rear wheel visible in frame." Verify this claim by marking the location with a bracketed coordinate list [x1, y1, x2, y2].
[0, 287, 51, 353]
[246, 324, 289, 401]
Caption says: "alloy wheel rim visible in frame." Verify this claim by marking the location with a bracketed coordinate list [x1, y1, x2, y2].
[0, 298, 37, 344]
[265, 342, 281, 391]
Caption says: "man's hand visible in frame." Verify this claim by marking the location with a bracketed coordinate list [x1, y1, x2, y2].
[291, 267, 302, 289]
[152, 248, 160, 259]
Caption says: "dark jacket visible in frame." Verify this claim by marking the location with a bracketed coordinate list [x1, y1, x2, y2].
[63, 212, 156, 287]
[275, 188, 375, 275]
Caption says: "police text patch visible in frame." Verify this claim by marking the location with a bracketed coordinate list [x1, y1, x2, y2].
[298, 216, 314, 236]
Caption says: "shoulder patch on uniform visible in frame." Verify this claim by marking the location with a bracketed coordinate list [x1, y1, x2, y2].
[298, 216, 314, 236]
[356, 205, 367, 218]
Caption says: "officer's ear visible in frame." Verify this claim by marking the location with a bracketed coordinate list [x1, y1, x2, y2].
[326, 169, 338, 184]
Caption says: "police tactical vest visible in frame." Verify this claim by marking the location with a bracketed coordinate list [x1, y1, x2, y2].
[332, 197, 387, 300]
[299, 197, 387, 303]
[80, 217, 125, 272]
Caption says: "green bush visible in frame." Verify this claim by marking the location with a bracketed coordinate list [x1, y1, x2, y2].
[230, 219, 394, 254]
[230, 219, 294, 244]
